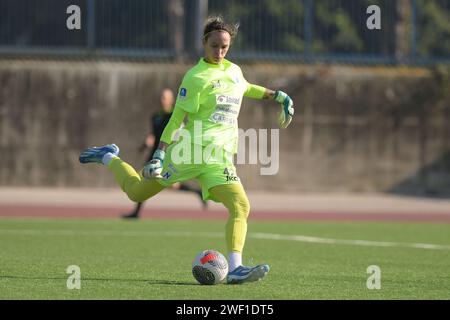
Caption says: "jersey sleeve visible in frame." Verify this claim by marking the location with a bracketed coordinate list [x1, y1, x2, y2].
[240, 66, 266, 99]
[174, 73, 201, 114]
[159, 106, 187, 145]
[244, 83, 267, 99]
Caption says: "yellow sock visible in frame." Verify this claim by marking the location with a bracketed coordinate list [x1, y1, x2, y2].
[209, 184, 250, 254]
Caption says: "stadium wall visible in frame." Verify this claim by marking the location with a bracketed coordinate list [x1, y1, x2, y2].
[0, 60, 449, 196]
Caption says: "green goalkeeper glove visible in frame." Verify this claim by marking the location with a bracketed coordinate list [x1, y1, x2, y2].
[274, 90, 294, 129]
[142, 149, 165, 179]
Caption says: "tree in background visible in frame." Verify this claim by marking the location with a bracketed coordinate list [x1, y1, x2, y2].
[416, 0, 450, 57]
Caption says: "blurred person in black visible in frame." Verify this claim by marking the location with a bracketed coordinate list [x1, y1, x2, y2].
[122, 88, 207, 219]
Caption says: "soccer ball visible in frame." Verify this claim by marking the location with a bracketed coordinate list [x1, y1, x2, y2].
[192, 250, 229, 285]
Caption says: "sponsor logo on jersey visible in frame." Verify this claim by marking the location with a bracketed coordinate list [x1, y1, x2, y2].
[216, 95, 240, 105]
[211, 113, 236, 125]
[216, 105, 238, 115]
[211, 94, 241, 125]
[211, 80, 221, 89]
[179, 88, 187, 100]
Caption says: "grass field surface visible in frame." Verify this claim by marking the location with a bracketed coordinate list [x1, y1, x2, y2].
[0, 218, 449, 299]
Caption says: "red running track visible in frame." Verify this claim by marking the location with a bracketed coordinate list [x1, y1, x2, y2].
[0, 205, 450, 223]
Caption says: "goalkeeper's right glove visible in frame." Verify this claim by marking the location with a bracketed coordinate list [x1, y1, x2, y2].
[274, 90, 294, 129]
[142, 149, 165, 179]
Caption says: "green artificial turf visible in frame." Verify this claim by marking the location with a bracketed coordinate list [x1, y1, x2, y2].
[0, 218, 449, 299]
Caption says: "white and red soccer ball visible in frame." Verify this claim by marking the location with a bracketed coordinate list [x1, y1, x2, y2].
[192, 250, 228, 285]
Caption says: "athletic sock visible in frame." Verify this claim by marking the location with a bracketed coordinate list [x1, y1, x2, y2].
[228, 252, 242, 272]
[102, 152, 118, 165]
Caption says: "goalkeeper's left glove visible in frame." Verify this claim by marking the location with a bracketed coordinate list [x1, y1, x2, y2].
[274, 90, 294, 129]
[142, 149, 165, 179]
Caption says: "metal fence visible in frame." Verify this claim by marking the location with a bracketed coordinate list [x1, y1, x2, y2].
[0, 0, 448, 65]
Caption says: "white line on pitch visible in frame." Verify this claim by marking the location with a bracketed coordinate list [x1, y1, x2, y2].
[0, 229, 449, 250]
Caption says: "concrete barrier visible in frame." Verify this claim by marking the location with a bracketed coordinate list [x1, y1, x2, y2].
[0, 60, 449, 196]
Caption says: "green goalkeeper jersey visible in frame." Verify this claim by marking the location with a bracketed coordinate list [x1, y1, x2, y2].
[172, 58, 260, 154]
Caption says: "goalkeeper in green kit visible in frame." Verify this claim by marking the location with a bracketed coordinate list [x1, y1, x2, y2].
[79, 16, 294, 284]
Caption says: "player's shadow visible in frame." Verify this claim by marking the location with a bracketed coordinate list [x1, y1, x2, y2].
[387, 150, 450, 199]
[0, 275, 195, 286]
[144, 280, 197, 286]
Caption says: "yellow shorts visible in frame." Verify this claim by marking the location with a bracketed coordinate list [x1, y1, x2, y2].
[156, 142, 242, 201]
